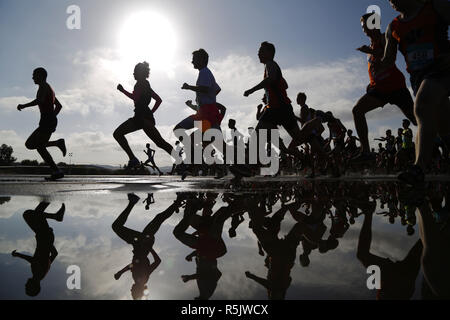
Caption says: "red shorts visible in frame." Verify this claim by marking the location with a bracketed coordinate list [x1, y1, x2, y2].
[191, 104, 221, 128]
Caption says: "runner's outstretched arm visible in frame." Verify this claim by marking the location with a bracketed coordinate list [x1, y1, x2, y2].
[17, 99, 38, 111]
[117, 84, 134, 100]
[11, 250, 33, 263]
[181, 83, 209, 94]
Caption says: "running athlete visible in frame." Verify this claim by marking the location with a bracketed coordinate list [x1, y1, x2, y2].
[344, 129, 360, 156]
[114, 62, 173, 169]
[352, 12, 416, 163]
[11, 201, 65, 296]
[297, 92, 310, 126]
[398, 119, 415, 165]
[325, 112, 347, 153]
[382, 0, 450, 184]
[239, 42, 323, 176]
[174, 49, 222, 133]
[17, 68, 67, 180]
[112, 193, 184, 300]
[375, 129, 397, 155]
[143, 143, 163, 175]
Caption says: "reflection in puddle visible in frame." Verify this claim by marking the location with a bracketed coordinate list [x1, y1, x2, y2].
[0, 180, 449, 300]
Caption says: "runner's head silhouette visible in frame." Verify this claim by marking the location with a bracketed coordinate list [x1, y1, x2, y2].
[361, 13, 380, 36]
[25, 278, 41, 297]
[258, 41, 275, 63]
[133, 61, 150, 81]
[388, 0, 410, 13]
[297, 92, 307, 106]
[192, 49, 209, 69]
[32, 67, 47, 85]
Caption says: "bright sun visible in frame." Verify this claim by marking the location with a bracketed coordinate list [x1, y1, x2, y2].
[119, 11, 177, 70]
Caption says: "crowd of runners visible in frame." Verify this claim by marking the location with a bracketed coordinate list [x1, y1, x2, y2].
[15, 0, 449, 185]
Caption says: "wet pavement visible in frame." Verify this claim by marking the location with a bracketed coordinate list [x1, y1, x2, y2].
[0, 175, 449, 300]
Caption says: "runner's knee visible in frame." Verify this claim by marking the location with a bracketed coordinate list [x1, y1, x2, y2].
[25, 139, 38, 150]
[113, 129, 123, 141]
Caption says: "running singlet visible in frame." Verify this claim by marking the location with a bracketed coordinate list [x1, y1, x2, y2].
[264, 62, 291, 108]
[368, 36, 407, 92]
[390, 1, 450, 73]
[37, 83, 55, 115]
[402, 128, 413, 149]
[133, 80, 153, 117]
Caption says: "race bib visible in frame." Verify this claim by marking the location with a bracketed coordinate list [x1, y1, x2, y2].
[407, 43, 434, 71]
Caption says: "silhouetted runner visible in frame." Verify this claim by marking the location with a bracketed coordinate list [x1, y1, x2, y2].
[143, 143, 163, 175]
[17, 68, 66, 181]
[112, 193, 184, 300]
[114, 62, 173, 169]
[382, 0, 450, 185]
[11, 201, 65, 296]
[351, 12, 416, 163]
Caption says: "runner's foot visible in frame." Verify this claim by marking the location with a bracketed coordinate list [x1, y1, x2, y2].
[55, 204, 65, 222]
[58, 139, 67, 157]
[128, 193, 140, 204]
[128, 158, 140, 168]
[46, 170, 64, 181]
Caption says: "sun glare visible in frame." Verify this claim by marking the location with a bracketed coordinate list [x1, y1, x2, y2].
[119, 11, 177, 71]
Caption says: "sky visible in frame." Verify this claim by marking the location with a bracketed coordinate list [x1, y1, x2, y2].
[0, 0, 417, 166]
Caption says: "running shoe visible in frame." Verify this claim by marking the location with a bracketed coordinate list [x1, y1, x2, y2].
[45, 170, 64, 181]
[128, 158, 140, 168]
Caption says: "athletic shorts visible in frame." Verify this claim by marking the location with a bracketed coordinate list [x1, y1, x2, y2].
[191, 104, 222, 128]
[258, 104, 297, 131]
[366, 86, 414, 109]
[38, 114, 57, 133]
[130, 110, 155, 127]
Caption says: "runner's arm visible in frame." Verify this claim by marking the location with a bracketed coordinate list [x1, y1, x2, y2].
[244, 63, 278, 96]
[11, 250, 33, 263]
[149, 89, 162, 113]
[217, 103, 227, 116]
[381, 22, 398, 67]
[185, 100, 199, 111]
[149, 248, 161, 270]
[54, 98, 63, 116]
[50, 246, 58, 262]
[117, 84, 134, 100]
[181, 83, 209, 93]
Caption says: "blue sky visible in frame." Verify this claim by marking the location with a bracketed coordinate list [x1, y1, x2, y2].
[0, 0, 414, 165]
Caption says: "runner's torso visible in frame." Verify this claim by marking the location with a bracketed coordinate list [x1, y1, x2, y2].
[133, 80, 152, 116]
[391, 1, 450, 74]
[368, 35, 406, 92]
[264, 61, 291, 108]
[37, 83, 55, 115]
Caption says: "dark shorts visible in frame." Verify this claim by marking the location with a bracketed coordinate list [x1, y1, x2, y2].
[38, 115, 57, 133]
[366, 87, 414, 110]
[259, 104, 297, 131]
[410, 67, 450, 97]
[130, 111, 155, 128]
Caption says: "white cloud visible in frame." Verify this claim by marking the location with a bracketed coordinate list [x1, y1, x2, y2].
[0, 96, 30, 113]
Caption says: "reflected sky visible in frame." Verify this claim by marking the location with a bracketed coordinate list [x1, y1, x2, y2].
[0, 180, 448, 300]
